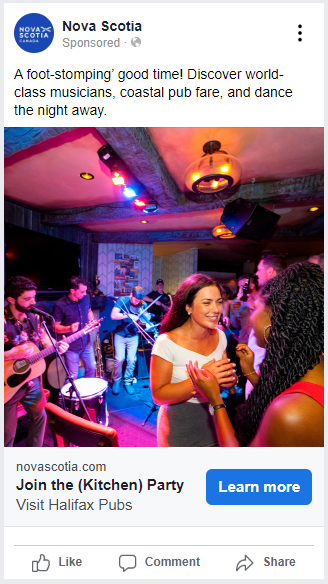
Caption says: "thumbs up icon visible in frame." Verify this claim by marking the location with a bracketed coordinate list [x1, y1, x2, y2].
[32, 554, 50, 572]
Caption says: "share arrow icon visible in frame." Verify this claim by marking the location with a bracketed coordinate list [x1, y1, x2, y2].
[236, 555, 254, 571]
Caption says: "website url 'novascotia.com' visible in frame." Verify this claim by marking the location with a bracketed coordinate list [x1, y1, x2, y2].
[16, 462, 106, 472]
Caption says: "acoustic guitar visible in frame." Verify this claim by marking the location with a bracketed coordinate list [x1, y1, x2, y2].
[4, 319, 103, 404]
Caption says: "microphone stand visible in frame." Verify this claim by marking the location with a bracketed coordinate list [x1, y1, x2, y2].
[142, 400, 159, 427]
[137, 333, 159, 426]
[41, 316, 92, 427]
[137, 295, 163, 424]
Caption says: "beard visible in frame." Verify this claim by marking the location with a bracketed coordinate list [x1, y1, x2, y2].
[15, 300, 31, 315]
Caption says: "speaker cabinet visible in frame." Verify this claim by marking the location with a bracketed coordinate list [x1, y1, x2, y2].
[221, 199, 280, 242]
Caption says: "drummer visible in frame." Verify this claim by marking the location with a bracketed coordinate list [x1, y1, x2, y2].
[144, 279, 172, 324]
[110, 286, 150, 395]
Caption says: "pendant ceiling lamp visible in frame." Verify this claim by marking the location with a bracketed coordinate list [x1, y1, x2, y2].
[184, 140, 242, 196]
[212, 224, 236, 239]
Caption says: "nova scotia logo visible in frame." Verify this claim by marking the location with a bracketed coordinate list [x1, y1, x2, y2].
[14, 13, 54, 53]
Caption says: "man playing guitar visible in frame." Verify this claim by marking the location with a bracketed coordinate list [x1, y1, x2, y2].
[4, 276, 69, 447]
[53, 276, 96, 381]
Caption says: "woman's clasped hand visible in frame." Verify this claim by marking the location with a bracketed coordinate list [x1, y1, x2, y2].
[202, 357, 237, 388]
[187, 360, 223, 405]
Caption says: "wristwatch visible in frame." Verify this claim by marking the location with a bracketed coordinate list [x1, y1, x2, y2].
[209, 403, 226, 416]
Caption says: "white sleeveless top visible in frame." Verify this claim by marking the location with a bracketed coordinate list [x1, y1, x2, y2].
[152, 329, 227, 404]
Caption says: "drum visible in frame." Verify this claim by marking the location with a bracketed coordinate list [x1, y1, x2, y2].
[46, 358, 66, 390]
[60, 378, 108, 425]
[45, 356, 84, 390]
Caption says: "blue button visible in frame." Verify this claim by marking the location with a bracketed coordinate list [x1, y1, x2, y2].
[206, 469, 312, 505]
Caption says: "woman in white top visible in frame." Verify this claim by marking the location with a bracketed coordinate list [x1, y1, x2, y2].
[151, 274, 237, 447]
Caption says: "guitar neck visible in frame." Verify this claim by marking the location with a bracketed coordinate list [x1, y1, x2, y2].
[28, 328, 88, 365]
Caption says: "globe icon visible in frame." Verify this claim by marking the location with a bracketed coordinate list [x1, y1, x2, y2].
[131, 37, 141, 47]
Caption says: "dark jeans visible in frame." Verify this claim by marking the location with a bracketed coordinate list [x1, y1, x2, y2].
[64, 343, 96, 380]
[4, 378, 47, 447]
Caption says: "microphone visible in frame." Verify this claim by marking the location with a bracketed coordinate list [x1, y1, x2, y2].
[107, 295, 118, 300]
[29, 306, 52, 318]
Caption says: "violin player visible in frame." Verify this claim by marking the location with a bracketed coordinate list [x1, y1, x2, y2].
[110, 286, 151, 395]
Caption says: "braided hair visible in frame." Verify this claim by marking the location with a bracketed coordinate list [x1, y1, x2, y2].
[235, 261, 324, 446]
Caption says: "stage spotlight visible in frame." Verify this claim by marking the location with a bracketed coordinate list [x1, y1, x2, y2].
[97, 145, 126, 185]
[143, 202, 158, 214]
[112, 171, 125, 186]
[133, 197, 158, 213]
[134, 198, 147, 208]
[97, 145, 112, 167]
[123, 186, 137, 198]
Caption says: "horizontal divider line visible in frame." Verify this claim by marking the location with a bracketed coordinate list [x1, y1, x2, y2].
[6, 525, 323, 528]
[14, 544, 315, 547]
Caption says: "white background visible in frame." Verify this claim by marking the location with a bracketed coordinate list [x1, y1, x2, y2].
[4, 448, 325, 579]
[3, 2, 325, 580]
[4, 3, 324, 126]
[5, 448, 324, 527]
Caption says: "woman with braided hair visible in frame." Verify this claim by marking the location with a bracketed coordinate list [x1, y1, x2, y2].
[187, 262, 324, 447]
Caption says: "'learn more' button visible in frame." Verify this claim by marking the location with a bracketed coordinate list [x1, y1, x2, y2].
[206, 469, 312, 505]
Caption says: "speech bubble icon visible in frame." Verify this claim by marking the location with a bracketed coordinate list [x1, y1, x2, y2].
[119, 555, 137, 572]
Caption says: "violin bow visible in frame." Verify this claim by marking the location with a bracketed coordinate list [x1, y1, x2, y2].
[114, 297, 156, 345]
[139, 294, 163, 317]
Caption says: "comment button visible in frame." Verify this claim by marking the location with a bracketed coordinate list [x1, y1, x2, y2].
[119, 555, 137, 572]
[206, 469, 312, 505]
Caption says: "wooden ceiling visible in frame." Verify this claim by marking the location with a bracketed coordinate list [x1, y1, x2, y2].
[4, 127, 324, 260]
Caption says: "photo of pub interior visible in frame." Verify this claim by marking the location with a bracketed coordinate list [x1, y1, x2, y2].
[4, 127, 324, 447]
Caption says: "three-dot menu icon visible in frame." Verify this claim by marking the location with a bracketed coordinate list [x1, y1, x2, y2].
[298, 24, 302, 42]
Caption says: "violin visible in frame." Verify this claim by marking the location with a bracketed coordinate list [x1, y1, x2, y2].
[129, 303, 154, 330]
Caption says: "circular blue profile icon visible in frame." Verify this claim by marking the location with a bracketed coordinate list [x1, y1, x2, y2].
[14, 13, 54, 53]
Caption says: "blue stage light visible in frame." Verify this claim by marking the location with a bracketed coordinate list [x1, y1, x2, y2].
[143, 202, 158, 213]
[123, 186, 137, 198]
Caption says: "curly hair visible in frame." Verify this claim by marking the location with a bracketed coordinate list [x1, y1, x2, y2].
[160, 273, 222, 334]
[5, 276, 37, 299]
[235, 261, 324, 446]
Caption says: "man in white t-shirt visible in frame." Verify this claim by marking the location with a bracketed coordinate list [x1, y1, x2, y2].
[245, 252, 286, 399]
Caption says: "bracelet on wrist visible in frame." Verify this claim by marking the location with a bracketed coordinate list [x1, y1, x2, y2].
[209, 403, 225, 416]
[244, 370, 256, 376]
